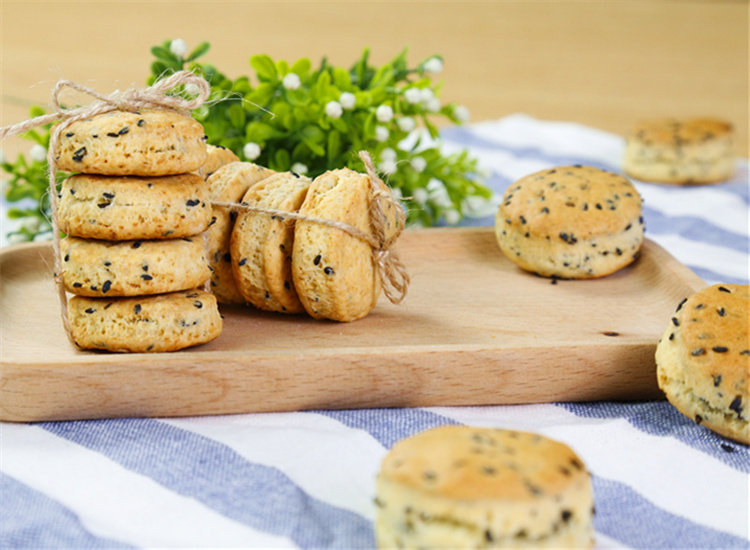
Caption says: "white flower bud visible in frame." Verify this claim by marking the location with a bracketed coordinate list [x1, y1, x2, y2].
[410, 156, 427, 173]
[29, 144, 47, 163]
[243, 142, 261, 160]
[291, 162, 308, 175]
[412, 187, 428, 205]
[420, 88, 435, 103]
[427, 178, 452, 208]
[425, 97, 441, 113]
[375, 105, 394, 123]
[282, 73, 301, 90]
[463, 194, 501, 218]
[325, 100, 343, 119]
[183, 83, 200, 97]
[339, 92, 356, 110]
[170, 38, 188, 58]
[404, 88, 422, 104]
[375, 125, 389, 142]
[390, 187, 403, 200]
[379, 159, 397, 175]
[423, 57, 443, 75]
[380, 147, 397, 161]
[396, 117, 416, 133]
[444, 209, 461, 225]
[8, 233, 26, 245]
[453, 104, 470, 123]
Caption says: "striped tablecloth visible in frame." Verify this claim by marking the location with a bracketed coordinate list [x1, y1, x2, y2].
[2, 114, 748, 548]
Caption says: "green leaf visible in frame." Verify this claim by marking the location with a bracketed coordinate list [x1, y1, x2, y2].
[291, 58, 312, 76]
[227, 103, 246, 128]
[185, 41, 210, 62]
[326, 130, 342, 166]
[151, 45, 175, 62]
[300, 125, 326, 156]
[272, 149, 291, 172]
[250, 54, 278, 82]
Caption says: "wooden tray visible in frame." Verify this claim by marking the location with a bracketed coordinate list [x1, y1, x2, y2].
[0, 227, 705, 422]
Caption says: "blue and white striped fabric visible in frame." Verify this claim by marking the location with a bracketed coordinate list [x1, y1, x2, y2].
[1, 114, 748, 548]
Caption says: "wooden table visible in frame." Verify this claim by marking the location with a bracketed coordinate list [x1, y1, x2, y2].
[1, 1, 748, 157]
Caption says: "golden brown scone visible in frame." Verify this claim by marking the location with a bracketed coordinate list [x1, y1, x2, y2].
[292, 168, 401, 322]
[623, 118, 735, 184]
[656, 284, 749, 444]
[375, 425, 595, 549]
[231, 172, 311, 313]
[205, 162, 275, 304]
[60, 236, 210, 297]
[196, 144, 240, 180]
[56, 109, 207, 176]
[68, 289, 222, 352]
[57, 173, 211, 240]
[494, 165, 644, 279]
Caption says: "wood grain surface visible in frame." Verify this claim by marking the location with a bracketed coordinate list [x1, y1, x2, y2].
[1, 0, 748, 158]
[0, 228, 705, 422]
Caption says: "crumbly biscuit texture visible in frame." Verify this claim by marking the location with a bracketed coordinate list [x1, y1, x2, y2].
[623, 118, 735, 184]
[375, 425, 595, 548]
[68, 289, 222, 352]
[495, 165, 644, 279]
[60, 236, 210, 297]
[57, 173, 211, 240]
[231, 172, 311, 313]
[196, 144, 240, 180]
[656, 284, 749, 444]
[56, 109, 207, 176]
[205, 162, 275, 304]
[292, 168, 400, 322]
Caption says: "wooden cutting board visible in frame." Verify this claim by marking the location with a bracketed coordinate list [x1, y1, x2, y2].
[0, 227, 705, 422]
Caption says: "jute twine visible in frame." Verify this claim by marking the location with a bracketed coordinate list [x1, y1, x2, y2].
[0, 73, 409, 348]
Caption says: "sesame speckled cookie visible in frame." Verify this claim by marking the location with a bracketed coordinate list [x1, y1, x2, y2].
[68, 289, 222, 352]
[656, 284, 749, 444]
[375, 425, 595, 549]
[60, 236, 210, 297]
[57, 172, 211, 241]
[231, 172, 311, 313]
[196, 144, 240, 180]
[205, 162, 275, 304]
[55, 109, 207, 176]
[292, 168, 401, 322]
[624, 118, 736, 184]
[495, 165, 644, 279]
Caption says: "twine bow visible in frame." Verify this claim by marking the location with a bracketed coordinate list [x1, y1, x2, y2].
[0, 71, 212, 345]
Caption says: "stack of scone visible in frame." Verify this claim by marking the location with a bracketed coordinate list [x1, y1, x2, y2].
[375, 425, 595, 548]
[495, 165, 644, 279]
[55, 109, 222, 352]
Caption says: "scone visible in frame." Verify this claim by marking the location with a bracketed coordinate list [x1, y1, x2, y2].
[656, 284, 749, 444]
[55, 109, 207, 176]
[68, 289, 222, 352]
[623, 118, 735, 184]
[494, 165, 644, 279]
[60, 236, 210, 297]
[375, 425, 595, 549]
[205, 162, 275, 304]
[196, 144, 240, 180]
[230, 172, 311, 313]
[57, 173, 212, 240]
[292, 167, 401, 322]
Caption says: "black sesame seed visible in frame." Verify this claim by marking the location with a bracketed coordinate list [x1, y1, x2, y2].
[595, 203, 603, 210]
[65, 132, 74, 137]
[142, 264, 149, 272]
[602, 331, 619, 337]
[721, 443, 735, 453]
[186, 199, 200, 207]
[103, 192, 115, 199]
[193, 300, 203, 309]
[695, 414, 703, 424]
[712, 346, 729, 353]
[717, 307, 726, 316]
[72, 147, 87, 162]
[118, 126, 129, 135]
[671, 317, 680, 326]
[741, 350, 750, 356]
[238, 258, 247, 266]
[713, 375, 722, 387]
[64, 253, 70, 262]
[73, 282, 83, 288]
[137, 119, 145, 127]
[541, 207, 549, 214]
[669, 333, 675, 340]
[484, 530, 494, 543]
[718, 286, 731, 293]
[675, 298, 687, 312]
[134, 304, 142, 314]
[107, 132, 119, 138]
[132, 241, 142, 249]
[141, 274, 153, 281]
[90, 285, 98, 291]
[691, 348, 705, 356]
[519, 215, 527, 225]
[314, 254, 322, 266]
[284, 281, 291, 290]
[102, 280, 112, 293]
[561, 510, 573, 522]
[324, 266, 335, 275]
[104, 302, 113, 309]
[423, 471, 436, 482]
[85, 308, 96, 314]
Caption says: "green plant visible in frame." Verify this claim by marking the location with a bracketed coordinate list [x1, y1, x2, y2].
[150, 39, 493, 226]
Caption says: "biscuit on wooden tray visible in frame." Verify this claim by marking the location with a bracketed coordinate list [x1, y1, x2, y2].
[55, 109, 207, 176]
[623, 118, 735, 184]
[495, 165, 644, 279]
[231, 171, 311, 313]
[375, 425, 595, 548]
[205, 161, 276, 304]
[655, 284, 749, 444]
[57, 172, 212, 240]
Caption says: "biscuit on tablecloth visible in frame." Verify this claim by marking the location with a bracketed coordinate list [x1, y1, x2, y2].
[375, 425, 595, 548]
[57, 173, 211, 240]
[55, 109, 207, 176]
[656, 284, 749, 444]
[60, 236, 210, 297]
[68, 289, 222, 352]
[623, 118, 735, 184]
[292, 168, 401, 322]
[205, 162, 276, 304]
[494, 165, 644, 279]
[231, 172, 311, 313]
